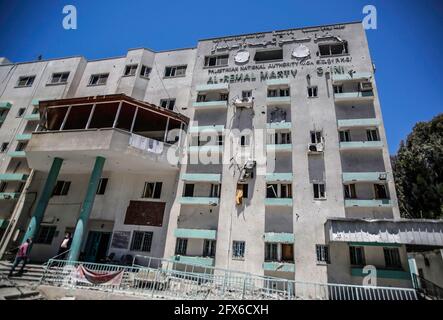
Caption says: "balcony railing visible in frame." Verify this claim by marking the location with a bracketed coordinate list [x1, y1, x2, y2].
[179, 197, 220, 206]
[192, 100, 228, 109]
[172, 255, 215, 267]
[263, 261, 295, 273]
[264, 198, 293, 207]
[337, 118, 380, 129]
[344, 199, 392, 208]
[340, 141, 383, 150]
[342, 172, 388, 183]
[174, 228, 217, 240]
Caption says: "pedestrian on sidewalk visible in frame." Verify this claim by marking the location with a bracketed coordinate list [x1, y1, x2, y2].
[57, 232, 72, 260]
[8, 238, 32, 277]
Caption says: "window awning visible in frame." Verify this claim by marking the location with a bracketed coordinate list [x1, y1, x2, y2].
[0, 101, 12, 109]
[325, 217, 443, 247]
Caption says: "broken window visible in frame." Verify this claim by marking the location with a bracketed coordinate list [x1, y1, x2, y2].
[339, 130, 351, 142]
[16, 108, 26, 117]
[1, 142, 9, 152]
[164, 65, 187, 78]
[52, 181, 71, 196]
[210, 184, 221, 198]
[374, 184, 388, 199]
[344, 184, 357, 199]
[175, 238, 188, 255]
[313, 183, 326, 199]
[197, 94, 206, 102]
[307, 86, 318, 98]
[265, 243, 278, 261]
[203, 240, 216, 257]
[384, 248, 401, 269]
[15, 142, 27, 151]
[267, 88, 290, 97]
[333, 84, 343, 94]
[350, 246, 365, 266]
[232, 241, 245, 258]
[0, 181, 7, 192]
[219, 93, 229, 101]
[142, 182, 162, 199]
[318, 42, 348, 57]
[316, 245, 330, 263]
[183, 184, 195, 197]
[49, 72, 70, 84]
[310, 131, 323, 144]
[367, 129, 379, 141]
[35, 226, 56, 244]
[96, 178, 108, 195]
[282, 244, 294, 262]
[254, 49, 283, 62]
[130, 231, 153, 252]
[204, 54, 228, 67]
[140, 65, 151, 78]
[89, 73, 109, 86]
[124, 64, 138, 76]
[160, 98, 176, 110]
[16, 75, 35, 87]
[242, 90, 252, 98]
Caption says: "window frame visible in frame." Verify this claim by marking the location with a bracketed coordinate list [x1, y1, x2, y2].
[307, 86, 318, 98]
[88, 73, 109, 86]
[130, 231, 153, 252]
[265, 243, 278, 262]
[164, 65, 187, 78]
[313, 183, 326, 200]
[232, 240, 246, 259]
[159, 98, 176, 110]
[383, 247, 402, 269]
[35, 225, 57, 244]
[52, 180, 71, 196]
[175, 238, 188, 255]
[48, 72, 70, 85]
[142, 181, 162, 199]
[140, 65, 152, 78]
[16, 75, 36, 88]
[124, 64, 138, 77]
[316, 244, 330, 264]
[96, 178, 108, 195]
[318, 41, 349, 57]
[204, 54, 229, 67]
[349, 246, 366, 266]
[203, 239, 216, 257]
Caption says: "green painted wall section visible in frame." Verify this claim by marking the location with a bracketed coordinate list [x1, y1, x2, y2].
[24, 113, 40, 121]
[266, 144, 292, 152]
[7, 151, 26, 158]
[0, 193, 20, 200]
[332, 72, 372, 81]
[264, 198, 293, 207]
[181, 173, 221, 183]
[174, 228, 217, 240]
[340, 141, 384, 150]
[264, 232, 294, 243]
[265, 173, 293, 182]
[266, 122, 292, 130]
[342, 172, 387, 182]
[344, 199, 392, 208]
[351, 267, 411, 280]
[22, 157, 63, 244]
[334, 91, 374, 100]
[31, 98, 40, 106]
[263, 262, 295, 273]
[337, 118, 380, 128]
[0, 173, 29, 181]
[0, 101, 12, 109]
[172, 255, 215, 267]
[196, 83, 229, 92]
[15, 133, 32, 141]
[179, 197, 220, 206]
[192, 101, 227, 108]
[349, 242, 402, 248]
[68, 156, 106, 261]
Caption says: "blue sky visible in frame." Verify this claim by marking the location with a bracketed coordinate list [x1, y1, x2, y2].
[0, 0, 442, 154]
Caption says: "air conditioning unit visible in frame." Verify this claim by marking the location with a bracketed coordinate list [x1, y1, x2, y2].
[360, 81, 373, 92]
[308, 143, 324, 153]
[378, 173, 387, 180]
[239, 160, 256, 181]
[234, 97, 253, 108]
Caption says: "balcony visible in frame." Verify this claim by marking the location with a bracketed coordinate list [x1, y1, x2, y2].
[266, 122, 292, 130]
[332, 72, 372, 83]
[264, 232, 294, 244]
[265, 173, 293, 183]
[0, 173, 29, 182]
[192, 100, 228, 109]
[340, 141, 383, 151]
[24, 113, 40, 121]
[263, 262, 295, 273]
[7, 151, 26, 158]
[351, 267, 410, 280]
[25, 94, 189, 173]
[0, 101, 12, 110]
[188, 125, 224, 135]
[344, 199, 392, 208]
[196, 83, 229, 92]
[342, 172, 388, 183]
[266, 96, 291, 106]
[0, 192, 20, 200]
[334, 91, 374, 102]
[264, 198, 293, 207]
[179, 197, 220, 206]
[15, 133, 32, 141]
[266, 79, 290, 87]
[174, 228, 217, 240]
[172, 255, 215, 267]
[181, 173, 221, 183]
[266, 144, 292, 153]
[337, 118, 380, 129]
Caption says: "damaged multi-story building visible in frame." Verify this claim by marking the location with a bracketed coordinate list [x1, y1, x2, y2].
[0, 21, 442, 289]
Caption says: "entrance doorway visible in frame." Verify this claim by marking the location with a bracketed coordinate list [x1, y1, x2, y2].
[83, 231, 111, 263]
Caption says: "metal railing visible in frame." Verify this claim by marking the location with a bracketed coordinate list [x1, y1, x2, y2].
[412, 273, 443, 300]
[40, 256, 418, 300]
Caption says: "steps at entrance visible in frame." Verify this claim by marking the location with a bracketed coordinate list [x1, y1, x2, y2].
[0, 260, 46, 283]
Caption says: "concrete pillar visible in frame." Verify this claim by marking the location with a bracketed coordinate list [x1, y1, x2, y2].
[68, 156, 106, 261]
[22, 157, 63, 244]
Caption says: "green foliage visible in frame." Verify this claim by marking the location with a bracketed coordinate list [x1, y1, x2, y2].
[392, 114, 443, 219]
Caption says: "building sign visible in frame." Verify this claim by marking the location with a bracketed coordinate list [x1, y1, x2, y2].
[110, 231, 131, 249]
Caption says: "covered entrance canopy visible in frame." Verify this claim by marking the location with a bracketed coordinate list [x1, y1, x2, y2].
[325, 217, 443, 247]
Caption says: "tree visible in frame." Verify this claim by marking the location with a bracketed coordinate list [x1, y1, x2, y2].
[392, 113, 443, 219]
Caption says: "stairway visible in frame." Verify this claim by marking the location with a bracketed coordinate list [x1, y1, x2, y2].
[0, 260, 46, 300]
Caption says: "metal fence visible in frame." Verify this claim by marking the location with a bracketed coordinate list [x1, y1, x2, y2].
[40, 255, 418, 300]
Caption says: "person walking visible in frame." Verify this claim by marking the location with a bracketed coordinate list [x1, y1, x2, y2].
[57, 232, 72, 259]
[8, 238, 32, 277]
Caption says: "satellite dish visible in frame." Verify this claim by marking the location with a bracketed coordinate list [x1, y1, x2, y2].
[292, 45, 310, 59]
[234, 50, 250, 64]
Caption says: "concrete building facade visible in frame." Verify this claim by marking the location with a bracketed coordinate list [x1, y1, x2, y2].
[0, 22, 442, 289]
